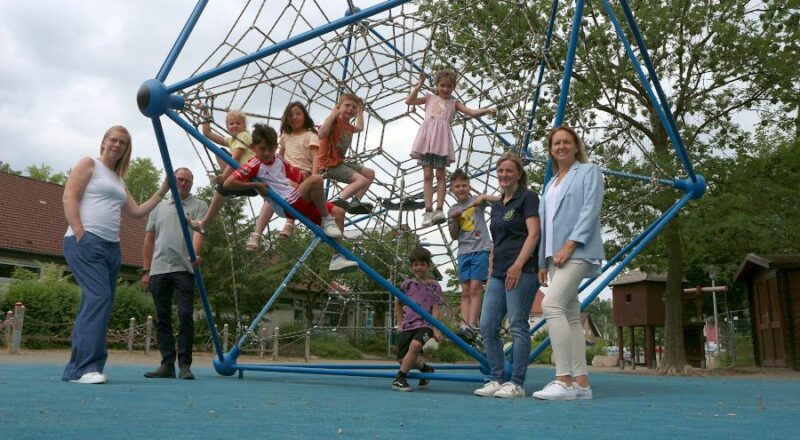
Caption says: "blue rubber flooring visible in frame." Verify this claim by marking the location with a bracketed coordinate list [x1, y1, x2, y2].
[2, 363, 798, 439]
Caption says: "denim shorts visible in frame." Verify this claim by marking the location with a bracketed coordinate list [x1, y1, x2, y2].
[420, 154, 447, 169]
[457, 250, 490, 282]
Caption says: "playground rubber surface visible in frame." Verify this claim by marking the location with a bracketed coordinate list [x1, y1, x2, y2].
[2, 351, 799, 439]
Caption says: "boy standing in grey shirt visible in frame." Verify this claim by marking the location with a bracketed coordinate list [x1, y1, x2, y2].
[447, 169, 498, 343]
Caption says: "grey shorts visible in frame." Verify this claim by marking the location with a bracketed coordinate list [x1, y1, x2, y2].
[420, 154, 447, 170]
[323, 162, 365, 183]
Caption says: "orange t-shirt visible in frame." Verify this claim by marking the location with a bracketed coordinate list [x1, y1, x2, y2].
[316, 117, 354, 170]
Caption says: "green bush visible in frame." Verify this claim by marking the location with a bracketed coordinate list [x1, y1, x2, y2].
[2, 266, 81, 347]
[352, 335, 387, 355]
[1, 264, 155, 348]
[428, 340, 472, 363]
[311, 335, 363, 359]
[586, 341, 607, 365]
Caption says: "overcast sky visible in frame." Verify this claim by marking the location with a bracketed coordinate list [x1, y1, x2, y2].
[0, 0, 259, 181]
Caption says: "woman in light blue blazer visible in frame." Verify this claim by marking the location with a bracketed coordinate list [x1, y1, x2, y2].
[532, 126, 604, 401]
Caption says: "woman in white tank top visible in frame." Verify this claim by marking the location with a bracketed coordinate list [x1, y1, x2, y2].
[61, 125, 168, 384]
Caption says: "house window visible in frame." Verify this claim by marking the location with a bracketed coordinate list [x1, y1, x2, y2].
[0, 262, 41, 280]
[625, 293, 632, 303]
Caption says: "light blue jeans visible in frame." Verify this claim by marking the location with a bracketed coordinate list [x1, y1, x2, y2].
[479, 273, 538, 385]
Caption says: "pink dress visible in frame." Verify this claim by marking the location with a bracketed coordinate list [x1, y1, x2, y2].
[410, 94, 456, 165]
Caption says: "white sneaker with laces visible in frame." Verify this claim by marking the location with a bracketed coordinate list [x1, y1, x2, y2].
[574, 384, 593, 400]
[493, 381, 524, 398]
[321, 216, 342, 238]
[431, 210, 446, 225]
[69, 372, 107, 384]
[421, 211, 433, 228]
[473, 380, 503, 397]
[329, 254, 358, 273]
[532, 380, 577, 400]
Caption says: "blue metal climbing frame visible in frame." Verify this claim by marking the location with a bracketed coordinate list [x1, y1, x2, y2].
[138, 0, 705, 385]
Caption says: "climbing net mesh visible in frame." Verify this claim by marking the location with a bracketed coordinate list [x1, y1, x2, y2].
[175, 0, 561, 342]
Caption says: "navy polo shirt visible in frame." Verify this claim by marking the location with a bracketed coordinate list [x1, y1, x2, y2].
[489, 186, 540, 278]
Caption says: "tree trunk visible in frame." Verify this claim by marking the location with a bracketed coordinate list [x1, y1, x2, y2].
[657, 219, 689, 374]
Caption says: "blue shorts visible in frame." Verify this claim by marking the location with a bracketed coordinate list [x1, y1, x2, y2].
[457, 250, 490, 283]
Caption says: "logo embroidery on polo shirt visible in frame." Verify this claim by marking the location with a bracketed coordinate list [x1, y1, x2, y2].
[503, 209, 515, 221]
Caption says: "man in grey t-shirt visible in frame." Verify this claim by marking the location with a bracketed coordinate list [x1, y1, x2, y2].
[141, 168, 208, 380]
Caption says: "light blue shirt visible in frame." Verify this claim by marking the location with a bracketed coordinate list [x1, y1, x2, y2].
[538, 162, 605, 275]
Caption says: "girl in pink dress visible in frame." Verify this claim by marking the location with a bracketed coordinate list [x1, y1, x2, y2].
[405, 70, 496, 228]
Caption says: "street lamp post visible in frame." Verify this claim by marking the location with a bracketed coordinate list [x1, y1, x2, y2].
[707, 266, 720, 358]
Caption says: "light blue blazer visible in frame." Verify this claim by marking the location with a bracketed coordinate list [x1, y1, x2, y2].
[538, 161, 605, 273]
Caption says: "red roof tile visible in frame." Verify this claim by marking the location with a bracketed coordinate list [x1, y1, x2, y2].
[0, 171, 145, 268]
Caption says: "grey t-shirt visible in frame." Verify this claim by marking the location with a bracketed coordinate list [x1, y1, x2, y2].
[146, 195, 208, 276]
[448, 195, 492, 256]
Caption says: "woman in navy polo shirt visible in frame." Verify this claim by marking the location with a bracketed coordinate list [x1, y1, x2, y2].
[473, 153, 540, 399]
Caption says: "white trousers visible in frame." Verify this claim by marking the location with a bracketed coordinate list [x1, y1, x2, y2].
[542, 260, 593, 378]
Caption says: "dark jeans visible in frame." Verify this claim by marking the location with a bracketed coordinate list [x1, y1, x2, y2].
[149, 272, 195, 367]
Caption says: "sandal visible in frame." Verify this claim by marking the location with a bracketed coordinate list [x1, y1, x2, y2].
[186, 216, 206, 235]
[278, 223, 295, 240]
[245, 232, 261, 251]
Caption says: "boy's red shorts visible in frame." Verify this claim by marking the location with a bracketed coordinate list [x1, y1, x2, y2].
[286, 197, 334, 225]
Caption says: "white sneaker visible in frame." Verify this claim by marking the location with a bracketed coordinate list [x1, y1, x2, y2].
[421, 211, 433, 228]
[574, 384, 593, 400]
[329, 254, 358, 273]
[320, 216, 342, 238]
[69, 372, 107, 384]
[532, 380, 577, 400]
[431, 210, 446, 225]
[493, 381, 524, 398]
[473, 380, 503, 397]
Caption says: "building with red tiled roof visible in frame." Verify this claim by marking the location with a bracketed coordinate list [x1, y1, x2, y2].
[0, 171, 146, 283]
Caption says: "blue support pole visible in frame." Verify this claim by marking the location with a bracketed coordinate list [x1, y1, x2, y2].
[150, 115, 225, 360]
[521, 0, 560, 155]
[598, 0, 697, 185]
[156, 0, 209, 82]
[617, 0, 696, 182]
[231, 364, 485, 383]
[546, 0, 586, 185]
[166, 0, 411, 94]
[529, 191, 695, 361]
[235, 238, 322, 348]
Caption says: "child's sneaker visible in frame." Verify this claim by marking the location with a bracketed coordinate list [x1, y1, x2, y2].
[332, 198, 350, 211]
[457, 326, 476, 344]
[418, 364, 435, 388]
[494, 382, 524, 398]
[473, 380, 503, 397]
[392, 375, 411, 392]
[431, 210, 446, 225]
[320, 216, 342, 238]
[421, 211, 434, 228]
[532, 380, 577, 400]
[347, 199, 373, 215]
[574, 383, 593, 400]
[329, 254, 358, 273]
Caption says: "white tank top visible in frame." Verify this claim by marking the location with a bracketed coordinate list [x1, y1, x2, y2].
[65, 157, 128, 242]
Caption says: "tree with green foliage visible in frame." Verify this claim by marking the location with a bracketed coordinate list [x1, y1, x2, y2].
[420, 0, 787, 374]
[26, 163, 67, 185]
[125, 157, 161, 203]
[0, 161, 21, 175]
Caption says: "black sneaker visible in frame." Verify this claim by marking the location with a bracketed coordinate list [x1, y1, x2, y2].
[392, 376, 412, 392]
[418, 364, 434, 388]
[332, 198, 350, 211]
[347, 199, 373, 215]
